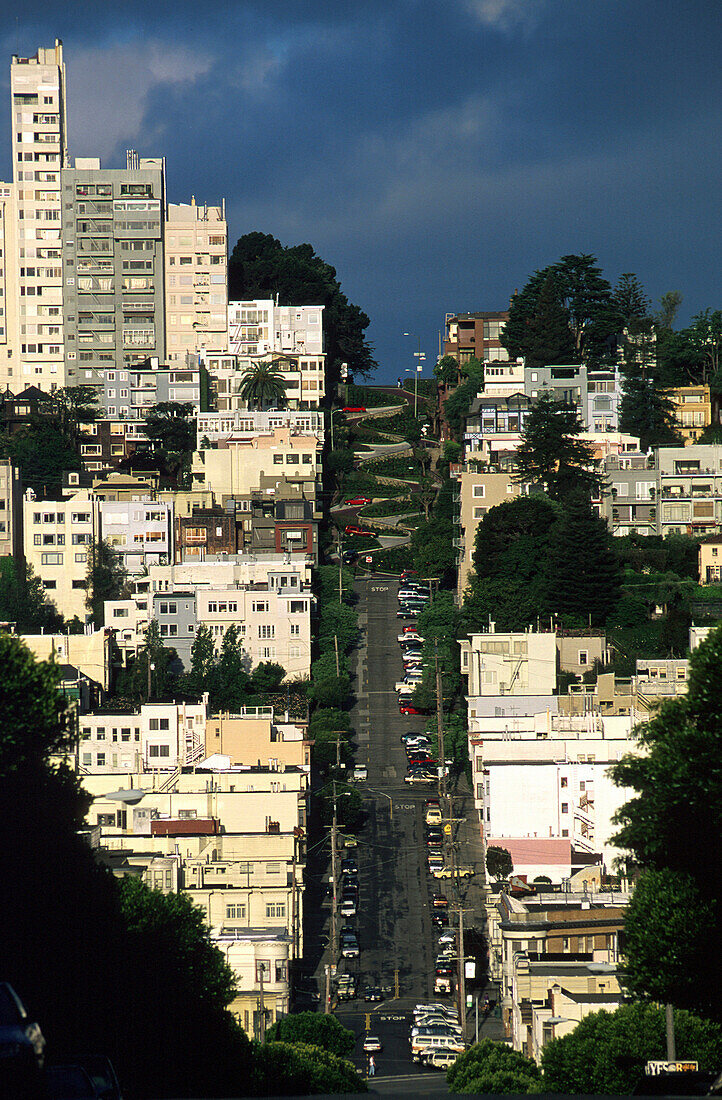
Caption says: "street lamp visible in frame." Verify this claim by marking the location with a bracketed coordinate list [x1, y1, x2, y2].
[403, 332, 426, 418]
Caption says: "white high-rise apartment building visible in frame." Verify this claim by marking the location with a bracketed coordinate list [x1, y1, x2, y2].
[8, 41, 67, 392]
[165, 201, 228, 361]
[228, 300, 324, 357]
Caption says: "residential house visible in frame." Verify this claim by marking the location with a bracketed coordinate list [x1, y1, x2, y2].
[23, 487, 99, 619]
[205, 350, 325, 410]
[190, 428, 321, 501]
[665, 385, 712, 444]
[452, 465, 520, 599]
[443, 310, 509, 365]
[78, 700, 207, 773]
[204, 712, 311, 772]
[165, 199, 228, 361]
[0, 458, 22, 558]
[699, 534, 722, 583]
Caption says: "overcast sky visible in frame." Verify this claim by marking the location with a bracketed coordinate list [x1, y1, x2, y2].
[1, 0, 720, 381]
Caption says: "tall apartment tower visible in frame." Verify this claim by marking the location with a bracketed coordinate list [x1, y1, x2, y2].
[61, 153, 167, 385]
[164, 200, 228, 361]
[7, 41, 68, 391]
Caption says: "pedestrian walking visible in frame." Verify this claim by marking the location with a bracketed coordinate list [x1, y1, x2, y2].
[397, 376, 402, 388]
[369, 1055, 375, 1077]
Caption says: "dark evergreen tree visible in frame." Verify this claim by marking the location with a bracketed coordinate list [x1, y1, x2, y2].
[552, 253, 617, 362]
[547, 491, 621, 626]
[0, 557, 59, 632]
[619, 366, 680, 449]
[502, 267, 554, 361]
[513, 391, 601, 500]
[523, 275, 576, 367]
[612, 272, 651, 326]
[215, 624, 251, 710]
[462, 496, 558, 630]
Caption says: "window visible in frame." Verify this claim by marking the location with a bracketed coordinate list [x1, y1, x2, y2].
[255, 961, 271, 983]
[290, 623, 300, 636]
[252, 601, 269, 613]
[472, 485, 485, 498]
[258, 624, 275, 639]
[226, 903, 246, 919]
[265, 862, 281, 874]
[266, 902, 286, 919]
[578, 650, 589, 666]
[560, 776, 568, 788]
[561, 803, 569, 813]
[148, 745, 170, 758]
[275, 960, 287, 983]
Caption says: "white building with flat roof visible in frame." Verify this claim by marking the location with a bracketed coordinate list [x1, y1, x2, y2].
[228, 300, 324, 357]
[165, 200, 228, 360]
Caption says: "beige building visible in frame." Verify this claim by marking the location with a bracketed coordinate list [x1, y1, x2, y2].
[23, 487, 99, 620]
[460, 627, 558, 699]
[21, 627, 113, 691]
[191, 428, 321, 500]
[666, 385, 712, 444]
[204, 713, 311, 771]
[78, 700, 208, 773]
[84, 796, 304, 1034]
[0, 459, 23, 558]
[4, 42, 67, 392]
[165, 200, 228, 361]
[452, 467, 520, 598]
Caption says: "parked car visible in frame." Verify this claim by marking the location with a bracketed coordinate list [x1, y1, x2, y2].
[45, 1064, 100, 1099]
[340, 933, 360, 959]
[363, 1036, 382, 1053]
[352, 764, 368, 781]
[345, 497, 371, 506]
[345, 524, 372, 537]
[343, 406, 367, 413]
[400, 703, 427, 715]
[398, 631, 423, 643]
[364, 986, 384, 1003]
[433, 865, 475, 879]
[405, 771, 436, 784]
[432, 893, 449, 908]
[0, 982, 45, 1093]
[341, 857, 358, 875]
[342, 550, 359, 565]
[432, 912, 449, 929]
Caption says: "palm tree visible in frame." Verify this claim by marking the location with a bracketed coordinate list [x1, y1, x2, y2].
[238, 361, 288, 409]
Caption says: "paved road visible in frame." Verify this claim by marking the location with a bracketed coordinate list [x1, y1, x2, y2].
[332, 574, 455, 1087]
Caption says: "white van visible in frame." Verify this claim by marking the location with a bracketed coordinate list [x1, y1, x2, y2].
[425, 1049, 461, 1069]
[411, 1034, 465, 1061]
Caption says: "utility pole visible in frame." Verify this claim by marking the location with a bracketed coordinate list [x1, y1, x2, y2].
[434, 642, 447, 805]
[458, 904, 466, 1029]
[666, 1003, 676, 1061]
[334, 634, 340, 678]
[258, 963, 266, 1042]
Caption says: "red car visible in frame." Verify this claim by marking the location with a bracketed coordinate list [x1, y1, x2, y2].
[343, 406, 366, 413]
[344, 497, 371, 507]
[401, 570, 418, 580]
[345, 524, 372, 537]
[400, 703, 427, 716]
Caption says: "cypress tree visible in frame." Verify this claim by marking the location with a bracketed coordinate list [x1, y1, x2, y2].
[523, 275, 576, 368]
[548, 491, 621, 626]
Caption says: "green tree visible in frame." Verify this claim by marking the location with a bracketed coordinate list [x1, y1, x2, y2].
[0, 421, 81, 495]
[114, 620, 177, 703]
[228, 231, 376, 388]
[553, 252, 617, 362]
[250, 661, 286, 693]
[619, 367, 680, 449]
[611, 625, 722, 1017]
[486, 845, 513, 879]
[541, 1003, 722, 1094]
[252, 1041, 366, 1095]
[265, 1012, 355, 1056]
[238, 360, 288, 409]
[443, 440, 462, 463]
[513, 391, 601, 500]
[52, 384, 102, 447]
[441, 359, 484, 437]
[680, 308, 722, 383]
[0, 556, 59, 632]
[0, 633, 75, 773]
[523, 274, 576, 367]
[86, 538, 128, 625]
[183, 622, 217, 698]
[434, 354, 460, 384]
[145, 401, 197, 454]
[547, 491, 621, 626]
[464, 496, 558, 630]
[613, 272, 651, 325]
[448, 1039, 541, 1094]
[656, 290, 683, 331]
[503, 268, 553, 361]
[216, 624, 251, 710]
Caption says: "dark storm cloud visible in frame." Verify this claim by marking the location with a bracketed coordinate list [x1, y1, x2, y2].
[0, 0, 720, 377]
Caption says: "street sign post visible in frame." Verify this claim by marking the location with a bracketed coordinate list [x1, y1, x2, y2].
[646, 1061, 699, 1076]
